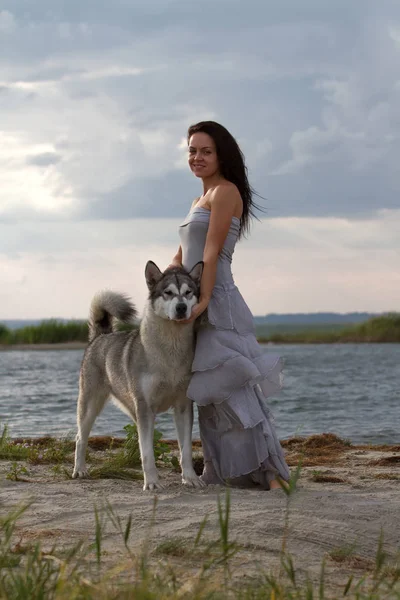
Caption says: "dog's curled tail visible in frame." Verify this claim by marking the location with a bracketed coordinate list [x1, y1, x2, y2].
[88, 291, 137, 342]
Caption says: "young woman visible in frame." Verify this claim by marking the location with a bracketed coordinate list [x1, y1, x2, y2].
[169, 121, 290, 490]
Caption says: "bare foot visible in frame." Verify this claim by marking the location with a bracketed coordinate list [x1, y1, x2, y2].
[269, 478, 289, 491]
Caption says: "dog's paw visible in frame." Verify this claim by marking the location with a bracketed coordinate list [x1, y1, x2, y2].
[143, 480, 164, 492]
[182, 470, 206, 488]
[143, 468, 163, 491]
[72, 467, 89, 479]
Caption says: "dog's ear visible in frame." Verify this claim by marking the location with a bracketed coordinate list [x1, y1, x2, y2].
[188, 261, 204, 287]
[145, 261, 163, 289]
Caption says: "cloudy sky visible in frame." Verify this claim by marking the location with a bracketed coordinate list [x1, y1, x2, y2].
[1, 0, 399, 319]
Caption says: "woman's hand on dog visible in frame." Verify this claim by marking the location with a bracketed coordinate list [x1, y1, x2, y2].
[177, 296, 209, 324]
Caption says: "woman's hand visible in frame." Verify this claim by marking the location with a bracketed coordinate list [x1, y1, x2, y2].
[168, 245, 183, 271]
[177, 296, 209, 324]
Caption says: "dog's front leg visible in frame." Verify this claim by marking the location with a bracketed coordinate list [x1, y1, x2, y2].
[174, 399, 205, 488]
[136, 403, 163, 491]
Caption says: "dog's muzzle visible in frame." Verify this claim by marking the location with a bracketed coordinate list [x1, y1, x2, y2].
[175, 302, 188, 320]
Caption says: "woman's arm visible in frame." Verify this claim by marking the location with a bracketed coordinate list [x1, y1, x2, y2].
[199, 186, 240, 301]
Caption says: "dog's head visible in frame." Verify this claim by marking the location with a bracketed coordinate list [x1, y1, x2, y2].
[145, 261, 204, 321]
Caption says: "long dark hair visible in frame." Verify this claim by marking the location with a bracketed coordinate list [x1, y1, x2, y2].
[187, 120, 263, 238]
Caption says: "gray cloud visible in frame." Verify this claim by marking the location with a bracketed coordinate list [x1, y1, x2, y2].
[1, 0, 400, 222]
[84, 170, 196, 219]
[26, 152, 61, 167]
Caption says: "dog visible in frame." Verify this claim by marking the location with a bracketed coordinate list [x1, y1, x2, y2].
[72, 260, 205, 491]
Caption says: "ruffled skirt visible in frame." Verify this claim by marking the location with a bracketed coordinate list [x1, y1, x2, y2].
[188, 284, 290, 489]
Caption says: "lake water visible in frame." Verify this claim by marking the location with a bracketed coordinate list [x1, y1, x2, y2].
[0, 344, 399, 444]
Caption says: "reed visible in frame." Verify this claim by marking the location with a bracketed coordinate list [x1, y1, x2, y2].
[0, 320, 138, 345]
[0, 320, 88, 345]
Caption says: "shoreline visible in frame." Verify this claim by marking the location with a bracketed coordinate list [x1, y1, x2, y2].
[8, 434, 400, 453]
[1, 340, 400, 351]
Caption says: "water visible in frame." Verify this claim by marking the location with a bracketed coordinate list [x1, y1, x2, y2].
[0, 344, 399, 444]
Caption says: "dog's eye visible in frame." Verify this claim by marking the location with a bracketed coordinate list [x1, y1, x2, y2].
[185, 290, 192, 296]
[164, 290, 173, 296]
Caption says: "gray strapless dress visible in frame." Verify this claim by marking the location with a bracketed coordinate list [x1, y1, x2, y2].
[179, 207, 290, 489]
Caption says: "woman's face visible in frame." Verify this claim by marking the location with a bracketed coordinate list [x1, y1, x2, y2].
[188, 132, 220, 179]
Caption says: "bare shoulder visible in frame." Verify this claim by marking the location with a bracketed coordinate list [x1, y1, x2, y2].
[190, 196, 201, 209]
[209, 183, 242, 217]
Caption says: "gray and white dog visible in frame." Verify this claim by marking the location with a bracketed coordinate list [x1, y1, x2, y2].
[72, 260, 205, 491]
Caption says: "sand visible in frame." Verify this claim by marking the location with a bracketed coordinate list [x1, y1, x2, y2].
[0, 435, 399, 594]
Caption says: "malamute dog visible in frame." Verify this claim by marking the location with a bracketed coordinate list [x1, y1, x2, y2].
[72, 260, 205, 491]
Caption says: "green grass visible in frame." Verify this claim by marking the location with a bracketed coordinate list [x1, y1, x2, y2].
[88, 423, 171, 480]
[0, 425, 75, 465]
[155, 538, 190, 557]
[0, 421, 174, 485]
[0, 426, 30, 461]
[5, 463, 29, 482]
[328, 543, 358, 563]
[1, 421, 173, 483]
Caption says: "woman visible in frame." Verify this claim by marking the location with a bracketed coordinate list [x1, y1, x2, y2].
[169, 121, 290, 490]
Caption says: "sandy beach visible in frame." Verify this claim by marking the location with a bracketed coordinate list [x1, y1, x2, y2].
[1, 434, 399, 595]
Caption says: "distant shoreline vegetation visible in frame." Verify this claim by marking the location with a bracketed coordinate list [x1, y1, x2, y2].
[257, 313, 400, 343]
[0, 313, 399, 345]
[0, 320, 90, 345]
